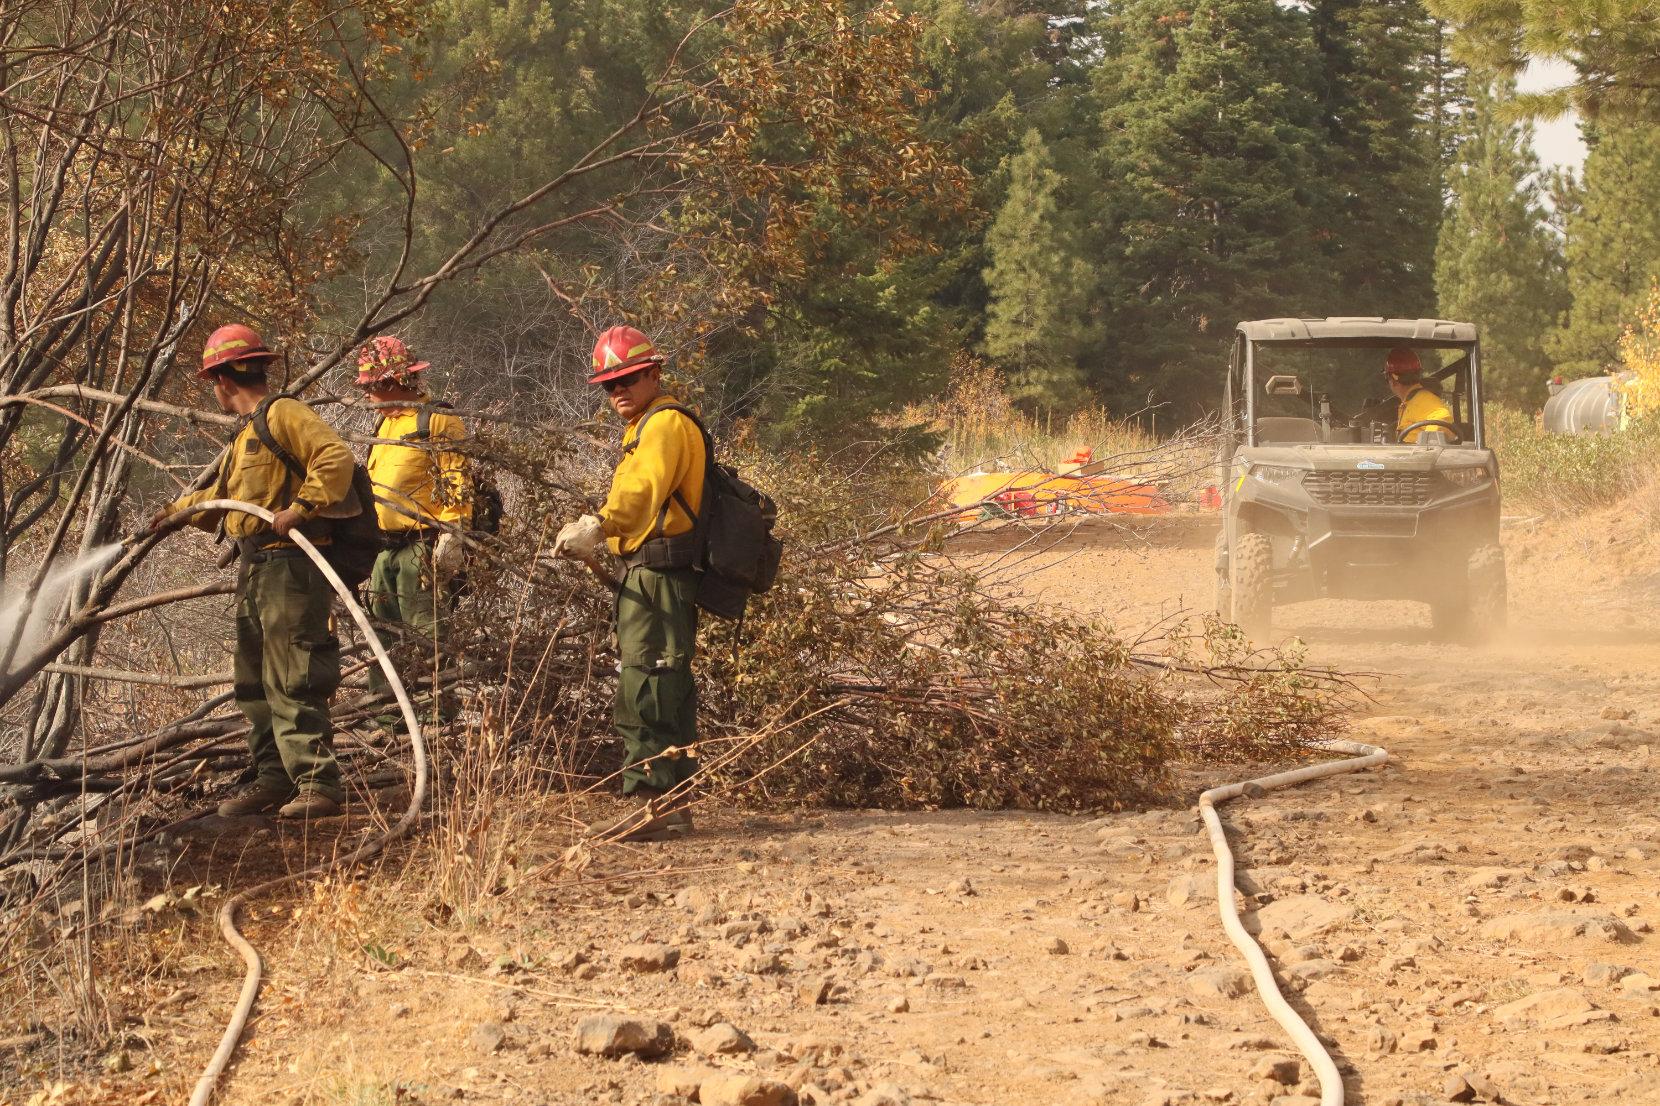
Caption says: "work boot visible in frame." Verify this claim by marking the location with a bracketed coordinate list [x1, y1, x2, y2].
[217, 785, 294, 818]
[278, 791, 344, 820]
[584, 787, 694, 843]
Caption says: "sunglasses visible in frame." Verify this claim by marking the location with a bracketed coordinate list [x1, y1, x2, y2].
[601, 370, 647, 393]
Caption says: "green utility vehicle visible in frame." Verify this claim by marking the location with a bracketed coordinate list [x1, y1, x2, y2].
[1215, 318, 1505, 641]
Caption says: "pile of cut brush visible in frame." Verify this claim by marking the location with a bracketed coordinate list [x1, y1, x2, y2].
[696, 434, 1357, 813]
[0, 418, 1358, 899]
[0, 409, 1369, 1086]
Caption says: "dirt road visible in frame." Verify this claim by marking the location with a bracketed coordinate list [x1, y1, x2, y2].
[57, 512, 1660, 1106]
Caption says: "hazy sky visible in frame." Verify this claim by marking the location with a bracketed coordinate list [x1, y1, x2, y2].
[1518, 58, 1589, 174]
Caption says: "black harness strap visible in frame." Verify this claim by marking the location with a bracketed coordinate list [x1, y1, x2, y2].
[623, 402, 710, 542]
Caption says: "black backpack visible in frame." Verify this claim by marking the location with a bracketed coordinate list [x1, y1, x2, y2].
[630, 404, 783, 620]
[248, 397, 384, 588]
[375, 402, 503, 534]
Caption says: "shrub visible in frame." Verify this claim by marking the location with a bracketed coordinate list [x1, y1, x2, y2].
[692, 444, 1352, 814]
[1617, 279, 1660, 421]
[1488, 403, 1660, 514]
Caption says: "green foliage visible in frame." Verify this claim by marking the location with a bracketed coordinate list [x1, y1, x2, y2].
[307, 0, 973, 432]
[1436, 76, 1568, 404]
[749, 254, 962, 450]
[281, 0, 1502, 436]
[1429, 0, 1660, 122]
[1093, 0, 1327, 412]
[1546, 123, 1660, 378]
[982, 129, 1095, 408]
[1306, 0, 1445, 317]
[1488, 403, 1660, 513]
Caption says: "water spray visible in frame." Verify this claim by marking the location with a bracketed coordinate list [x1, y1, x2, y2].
[0, 543, 124, 678]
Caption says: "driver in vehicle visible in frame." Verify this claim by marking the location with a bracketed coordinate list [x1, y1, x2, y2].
[1385, 347, 1453, 443]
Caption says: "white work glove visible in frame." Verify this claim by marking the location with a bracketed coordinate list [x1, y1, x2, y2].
[554, 513, 606, 561]
[432, 531, 465, 582]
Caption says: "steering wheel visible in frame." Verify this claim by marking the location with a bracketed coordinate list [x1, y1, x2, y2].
[1397, 419, 1462, 444]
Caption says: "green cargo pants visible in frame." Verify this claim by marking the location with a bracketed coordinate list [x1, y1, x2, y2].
[614, 565, 700, 794]
[367, 540, 439, 637]
[366, 540, 441, 703]
[234, 554, 344, 802]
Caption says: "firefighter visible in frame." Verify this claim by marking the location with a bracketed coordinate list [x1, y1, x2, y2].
[149, 325, 354, 819]
[1385, 347, 1454, 444]
[554, 325, 705, 842]
[356, 336, 471, 693]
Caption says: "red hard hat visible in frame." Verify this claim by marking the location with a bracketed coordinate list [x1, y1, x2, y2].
[355, 335, 429, 387]
[590, 325, 663, 384]
[200, 324, 274, 379]
[1384, 347, 1422, 378]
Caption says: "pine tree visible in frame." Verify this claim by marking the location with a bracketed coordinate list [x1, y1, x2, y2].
[1306, 0, 1444, 316]
[1546, 123, 1660, 377]
[1435, 77, 1567, 404]
[748, 0, 1100, 442]
[1093, 0, 1326, 413]
[982, 128, 1093, 407]
[1429, 0, 1660, 122]
[1424, 16, 1472, 197]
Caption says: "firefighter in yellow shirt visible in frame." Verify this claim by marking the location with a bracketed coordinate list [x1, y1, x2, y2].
[555, 325, 706, 842]
[354, 338, 471, 699]
[1385, 348, 1455, 444]
[149, 324, 354, 819]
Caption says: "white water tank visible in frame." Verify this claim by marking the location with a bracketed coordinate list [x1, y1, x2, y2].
[1543, 376, 1622, 435]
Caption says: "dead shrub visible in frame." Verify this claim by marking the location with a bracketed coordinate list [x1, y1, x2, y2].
[690, 448, 1351, 813]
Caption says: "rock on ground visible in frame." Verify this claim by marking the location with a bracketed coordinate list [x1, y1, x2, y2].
[1244, 895, 1353, 941]
[618, 942, 682, 972]
[692, 1022, 757, 1056]
[1477, 912, 1636, 944]
[698, 1073, 798, 1106]
[1491, 987, 1609, 1028]
[573, 1015, 674, 1058]
[1187, 968, 1251, 999]
[658, 1065, 717, 1098]
[469, 1022, 506, 1054]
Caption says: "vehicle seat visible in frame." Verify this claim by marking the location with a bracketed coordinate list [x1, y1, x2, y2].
[1254, 417, 1319, 444]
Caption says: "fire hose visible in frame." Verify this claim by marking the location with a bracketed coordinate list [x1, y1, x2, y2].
[1200, 737, 1388, 1106]
[150, 500, 430, 1106]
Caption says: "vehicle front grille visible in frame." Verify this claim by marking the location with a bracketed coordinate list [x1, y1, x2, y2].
[1302, 470, 1433, 507]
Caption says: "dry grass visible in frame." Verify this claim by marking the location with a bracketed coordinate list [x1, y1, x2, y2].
[899, 356, 1174, 477]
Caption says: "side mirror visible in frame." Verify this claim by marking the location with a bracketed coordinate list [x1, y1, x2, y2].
[1264, 374, 1303, 397]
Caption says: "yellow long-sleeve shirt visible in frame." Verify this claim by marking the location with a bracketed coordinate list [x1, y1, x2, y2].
[1398, 385, 1454, 444]
[367, 406, 471, 533]
[602, 396, 707, 557]
[168, 397, 355, 540]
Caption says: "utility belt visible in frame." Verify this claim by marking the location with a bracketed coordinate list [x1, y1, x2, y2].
[384, 527, 442, 549]
[620, 532, 699, 571]
[235, 532, 329, 565]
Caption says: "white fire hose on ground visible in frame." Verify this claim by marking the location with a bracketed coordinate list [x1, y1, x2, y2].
[1200, 737, 1389, 1106]
[154, 500, 429, 1106]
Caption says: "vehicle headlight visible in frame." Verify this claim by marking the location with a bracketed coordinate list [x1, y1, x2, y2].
[1250, 464, 1303, 484]
[1441, 464, 1492, 488]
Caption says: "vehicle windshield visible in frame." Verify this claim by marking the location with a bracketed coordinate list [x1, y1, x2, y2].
[1248, 343, 1475, 446]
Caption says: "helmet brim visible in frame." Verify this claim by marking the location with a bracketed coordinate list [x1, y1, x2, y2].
[198, 349, 276, 380]
[356, 360, 429, 386]
[588, 356, 662, 385]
